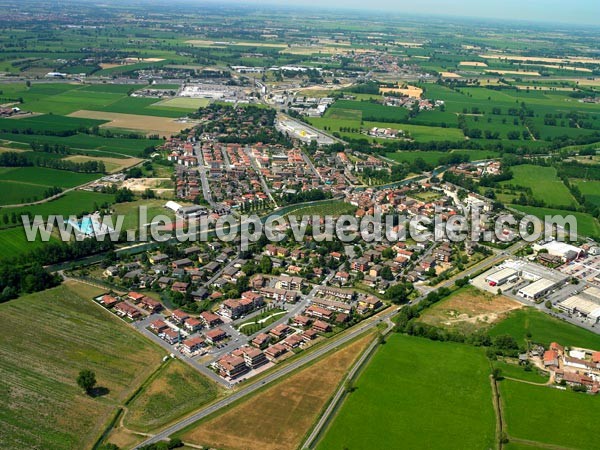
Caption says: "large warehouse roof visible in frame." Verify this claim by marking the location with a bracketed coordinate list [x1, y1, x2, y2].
[518, 278, 556, 298]
[559, 295, 600, 316]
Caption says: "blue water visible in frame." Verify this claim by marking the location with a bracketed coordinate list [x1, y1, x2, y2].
[79, 217, 94, 235]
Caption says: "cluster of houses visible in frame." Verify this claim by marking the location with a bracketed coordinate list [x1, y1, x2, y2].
[383, 95, 443, 111]
[249, 145, 322, 196]
[368, 127, 405, 139]
[540, 342, 600, 393]
[149, 308, 226, 354]
[95, 291, 163, 321]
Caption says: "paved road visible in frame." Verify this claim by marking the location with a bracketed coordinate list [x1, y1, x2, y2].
[132, 239, 535, 448]
[133, 309, 392, 448]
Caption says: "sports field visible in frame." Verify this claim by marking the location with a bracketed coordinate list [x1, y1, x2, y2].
[489, 308, 600, 349]
[180, 332, 375, 450]
[317, 334, 496, 450]
[0, 281, 164, 450]
[500, 379, 599, 449]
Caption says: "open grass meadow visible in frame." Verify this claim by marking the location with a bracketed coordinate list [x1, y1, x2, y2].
[180, 333, 375, 450]
[489, 308, 600, 350]
[123, 359, 219, 432]
[499, 379, 599, 449]
[0, 114, 107, 133]
[0, 281, 165, 450]
[574, 179, 600, 207]
[502, 165, 577, 207]
[510, 204, 600, 239]
[317, 334, 496, 450]
[0, 224, 56, 260]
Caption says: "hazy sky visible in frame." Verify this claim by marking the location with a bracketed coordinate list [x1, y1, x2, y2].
[219, 0, 600, 26]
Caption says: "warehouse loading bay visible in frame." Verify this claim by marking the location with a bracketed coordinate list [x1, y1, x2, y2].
[472, 260, 600, 332]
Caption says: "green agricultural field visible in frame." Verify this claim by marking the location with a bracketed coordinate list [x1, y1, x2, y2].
[153, 97, 210, 109]
[0, 281, 165, 450]
[385, 149, 499, 165]
[489, 308, 600, 350]
[0, 114, 107, 133]
[329, 100, 409, 122]
[0, 167, 99, 206]
[0, 225, 55, 260]
[500, 380, 599, 449]
[574, 179, 600, 207]
[317, 334, 496, 450]
[0, 132, 159, 156]
[503, 165, 577, 207]
[510, 204, 600, 238]
[1, 190, 114, 219]
[124, 359, 219, 432]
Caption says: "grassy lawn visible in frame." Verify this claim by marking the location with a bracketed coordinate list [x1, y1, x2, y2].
[489, 308, 600, 350]
[492, 360, 549, 383]
[0, 281, 165, 450]
[500, 379, 599, 449]
[123, 359, 219, 432]
[236, 308, 287, 335]
[283, 200, 357, 218]
[317, 334, 496, 450]
[503, 165, 577, 207]
[180, 332, 375, 450]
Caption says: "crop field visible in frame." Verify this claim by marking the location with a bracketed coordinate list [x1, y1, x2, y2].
[418, 286, 523, 334]
[328, 100, 409, 122]
[1, 190, 114, 222]
[0, 114, 107, 133]
[318, 334, 496, 450]
[180, 332, 375, 450]
[63, 154, 142, 173]
[0, 132, 160, 156]
[510, 205, 600, 239]
[489, 308, 600, 350]
[0, 225, 55, 260]
[68, 110, 189, 137]
[0, 167, 99, 206]
[123, 359, 219, 432]
[153, 97, 210, 109]
[500, 380, 599, 449]
[502, 165, 577, 207]
[0, 281, 165, 450]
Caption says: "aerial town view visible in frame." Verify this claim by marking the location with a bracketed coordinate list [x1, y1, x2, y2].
[1, 0, 600, 449]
